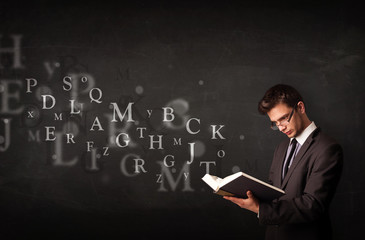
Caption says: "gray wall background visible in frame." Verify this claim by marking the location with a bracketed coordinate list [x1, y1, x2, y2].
[0, 1, 364, 239]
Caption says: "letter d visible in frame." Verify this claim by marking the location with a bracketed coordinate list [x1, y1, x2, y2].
[42, 95, 56, 109]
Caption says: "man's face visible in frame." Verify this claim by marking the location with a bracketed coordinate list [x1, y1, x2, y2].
[267, 102, 305, 138]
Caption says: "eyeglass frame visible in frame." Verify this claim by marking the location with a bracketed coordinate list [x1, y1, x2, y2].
[270, 102, 299, 130]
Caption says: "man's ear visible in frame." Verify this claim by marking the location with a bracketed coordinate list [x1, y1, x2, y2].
[297, 101, 306, 114]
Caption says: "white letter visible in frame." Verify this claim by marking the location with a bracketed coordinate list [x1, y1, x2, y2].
[0, 80, 24, 114]
[162, 107, 175, 122]
[186, 118, 200, 134]
[0, 118, 11, 151]
[89, 88, 102, 103]
[42, 95, 56, 110]
[69, 99, 82, 114]
[110, 102, 135, 122]
[136, 127, 147, 138]
[200, 161, 216, 174]
[0, 34, 24, 69]
[45, 126, 56, 141]
[54, 113, 63, 121]
[134, 158, 147, 173]
[90, 116, 104, 131]
[163, 155, 175, 167]
[147, 109, 153, 118]
[187, 142, 195, 164]
[102, 147, 110, 156]
[173, 138, 182, 146]
[211, 125, 225, 139]
[63, 76, 72, 91]
[217, 150, 225, 158]
[86, 141, 94, 152]
[149, 135, 163, 150]
[27, 129, 40, 142]
[116, 133, 130, 147]
[25, 78, 37, 93]
[66, 133, 75, 144]
[157, 162, 194, 192]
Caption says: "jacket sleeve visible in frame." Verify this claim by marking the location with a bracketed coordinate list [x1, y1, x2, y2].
[259, 142, 343, 225]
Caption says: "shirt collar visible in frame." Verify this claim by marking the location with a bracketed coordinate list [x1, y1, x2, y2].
[291, 121, 317, 146]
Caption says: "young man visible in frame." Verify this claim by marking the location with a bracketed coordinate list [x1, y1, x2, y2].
[224, 84, 343, 240]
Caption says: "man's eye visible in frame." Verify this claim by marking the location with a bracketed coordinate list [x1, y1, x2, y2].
[280, 115, 289, 121]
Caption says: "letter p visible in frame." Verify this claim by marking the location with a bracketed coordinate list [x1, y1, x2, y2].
[26, 78, 37, 93]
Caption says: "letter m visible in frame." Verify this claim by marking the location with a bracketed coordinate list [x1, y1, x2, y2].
[110, 102, 135, 122]
[157, 162, 194, 192]
[54, 113, 63, 121]
[173, 138, 182, 146]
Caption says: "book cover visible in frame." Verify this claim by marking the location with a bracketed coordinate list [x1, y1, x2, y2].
[202, 172, 285, 202]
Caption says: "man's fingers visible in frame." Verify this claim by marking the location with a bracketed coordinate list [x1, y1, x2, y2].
[224, 196, 237, 202]
[247, 190, 258, 200]
[224, 196, 241, 205]
[224, 192, 252, 199]
[223, 191, 259, 213]
[247, 191, 253, 198]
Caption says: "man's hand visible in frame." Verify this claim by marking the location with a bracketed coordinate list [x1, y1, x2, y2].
[224, 191, 260, 214]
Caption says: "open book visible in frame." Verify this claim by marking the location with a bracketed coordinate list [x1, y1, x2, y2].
[202, 172, 285, 202]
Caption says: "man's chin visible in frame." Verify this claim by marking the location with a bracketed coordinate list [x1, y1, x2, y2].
[284, 130, 295, 138]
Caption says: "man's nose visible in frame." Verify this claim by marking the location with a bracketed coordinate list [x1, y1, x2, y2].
[279, 125, 286, 132]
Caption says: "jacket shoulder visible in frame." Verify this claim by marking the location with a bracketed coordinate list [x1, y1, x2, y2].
[313, 129, 342, 148]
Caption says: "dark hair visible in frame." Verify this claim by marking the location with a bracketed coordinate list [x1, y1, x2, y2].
[258, 84, 304, 115]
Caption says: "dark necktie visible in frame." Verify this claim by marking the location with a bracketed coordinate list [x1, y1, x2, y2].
[283, 138, 298, 179]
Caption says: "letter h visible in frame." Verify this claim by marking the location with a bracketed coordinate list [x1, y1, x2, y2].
[0, 34, 24, 69]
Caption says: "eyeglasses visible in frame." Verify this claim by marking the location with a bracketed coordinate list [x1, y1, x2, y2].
[270, 103, 297, 130]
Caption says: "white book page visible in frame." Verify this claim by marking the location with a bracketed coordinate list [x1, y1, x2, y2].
[219, 171, 244, 187]
[203, 171, 285, 195]
[240, 172, 285, 193]
[202, 174, 222, 191]
[202, 172, 243, 191]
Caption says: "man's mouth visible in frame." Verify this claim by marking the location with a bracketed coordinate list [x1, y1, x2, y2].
[285, 130, 292, 136]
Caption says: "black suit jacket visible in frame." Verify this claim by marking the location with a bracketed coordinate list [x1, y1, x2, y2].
[259, 128, 343, 240]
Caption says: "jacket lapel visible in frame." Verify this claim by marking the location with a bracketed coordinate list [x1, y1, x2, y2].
[275, 140, 290, 187]
[280, 128, 321, 189]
